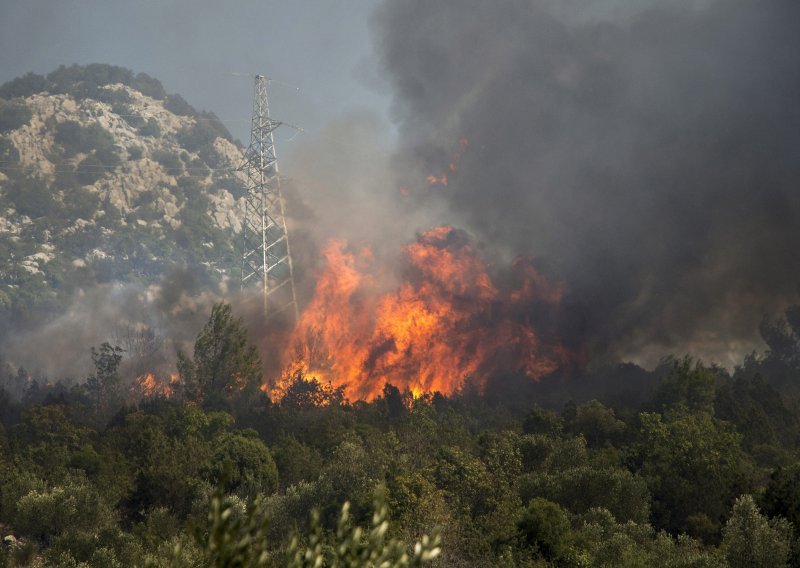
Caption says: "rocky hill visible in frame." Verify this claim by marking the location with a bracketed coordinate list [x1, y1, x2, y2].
[0, 64, 248, 322]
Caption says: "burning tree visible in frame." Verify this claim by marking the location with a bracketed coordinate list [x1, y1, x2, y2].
[273, 226, 569, 402]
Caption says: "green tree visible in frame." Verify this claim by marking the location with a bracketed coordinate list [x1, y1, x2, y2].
[518, 497, 572, 562]
[272, 435, 323, 487]
[571, 400, 626, 448]
[522, 405, 564, 437]
[653, 356, 717, 414]
[14, 476, 116, 545]
[521, 465, 651, 524]
[633, 411, 755, 538]
[722, 495, 791, 568]
[85, 342, 125, 414]
[177, 303, 263, 407]
[164, 94, 196, 117]
[762, 462, 800, 529]
[203, 431, 278, 498]
[715, 374, 800, 463]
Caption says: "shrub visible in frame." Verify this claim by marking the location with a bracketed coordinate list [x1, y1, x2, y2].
[15, 478, 116, 544]
[47, 63, 135, 96]
[215, 176, 247, 200]
[128, 145, 143, 160]
[96, 199, 122, 229]
[64, 185, 100, 219]
[87, 85, 132, 105]
[203, 432, 279, 496]
[4, 175, 60, 218]
[132, 72, 167, 100]
[518, 498, 572, 562]
[54, 121, 118, 164]
[75, 155, 106, 185]
[151, 149, 183, 173]
[94, 143, 120, 168]
[53, 165, 80, 191]
[0, 136, 19, 164]
[53, 121, 83, 155]
[112, 102, 144, 128]
[187, 157, 209, 177]
[164, 93, 196, 117]
[198, 144, 222, 168]
[138, 117, 161, 138]
[177, 113, 233, 153]
[0, 72, 50, 99]
[0, 65, 165, 102]
[0, 99, 32, 133]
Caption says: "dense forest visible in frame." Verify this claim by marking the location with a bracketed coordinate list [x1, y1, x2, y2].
[2, 302, 800, 566]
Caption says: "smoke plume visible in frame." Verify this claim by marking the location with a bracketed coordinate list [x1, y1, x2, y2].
[372, 0, 800, 366]
[0, 268, 227, 382]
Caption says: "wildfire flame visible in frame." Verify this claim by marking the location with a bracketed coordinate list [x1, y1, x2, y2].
[418, 137, 468, 189]
[273, 226, 568, 402]
[426, 174, 449, 187]
[133, 373, 179, 399]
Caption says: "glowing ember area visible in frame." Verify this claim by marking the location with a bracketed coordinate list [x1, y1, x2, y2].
[426, 174, 449, 187]
[132, 373, 179, 399]
[426, 137, 468, 187]
[273, 226, 568, 402]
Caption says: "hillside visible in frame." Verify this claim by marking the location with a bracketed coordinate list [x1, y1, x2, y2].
[0, 64, 247, 323]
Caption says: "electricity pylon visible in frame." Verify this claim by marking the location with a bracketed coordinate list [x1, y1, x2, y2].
[238, 74, 298, 320]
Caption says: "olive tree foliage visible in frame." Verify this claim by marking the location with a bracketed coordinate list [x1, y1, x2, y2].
[177, 303, 263, 407]
[169, 487, 441, 568]
[721, 495, 792, 568]
[287, 492, 441, 568]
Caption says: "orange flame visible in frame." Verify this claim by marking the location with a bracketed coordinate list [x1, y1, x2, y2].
[133, 372, 179, 399]
[426, 174, 449, 186]
[272, 226, 567, 402]
[422, 137, 468, 188]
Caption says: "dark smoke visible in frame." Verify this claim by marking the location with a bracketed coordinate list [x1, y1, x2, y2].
[373, 0, 800, 366]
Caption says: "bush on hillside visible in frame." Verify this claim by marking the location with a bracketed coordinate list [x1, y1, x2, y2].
[0, 99, 32, 133]
[164, 94, 196, 117]
[138, 117, 161, 138]
[54, 121, 118, 165]
[0, 137, 19, 164]
[0, 73, 50, 99]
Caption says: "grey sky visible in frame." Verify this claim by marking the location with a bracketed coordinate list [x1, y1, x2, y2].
[0, 0, 391, 144]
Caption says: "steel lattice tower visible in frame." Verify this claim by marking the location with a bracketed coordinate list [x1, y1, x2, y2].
[239, 75, 298, 320]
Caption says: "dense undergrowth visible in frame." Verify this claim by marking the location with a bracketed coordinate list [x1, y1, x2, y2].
[2, 303, 800, 566]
